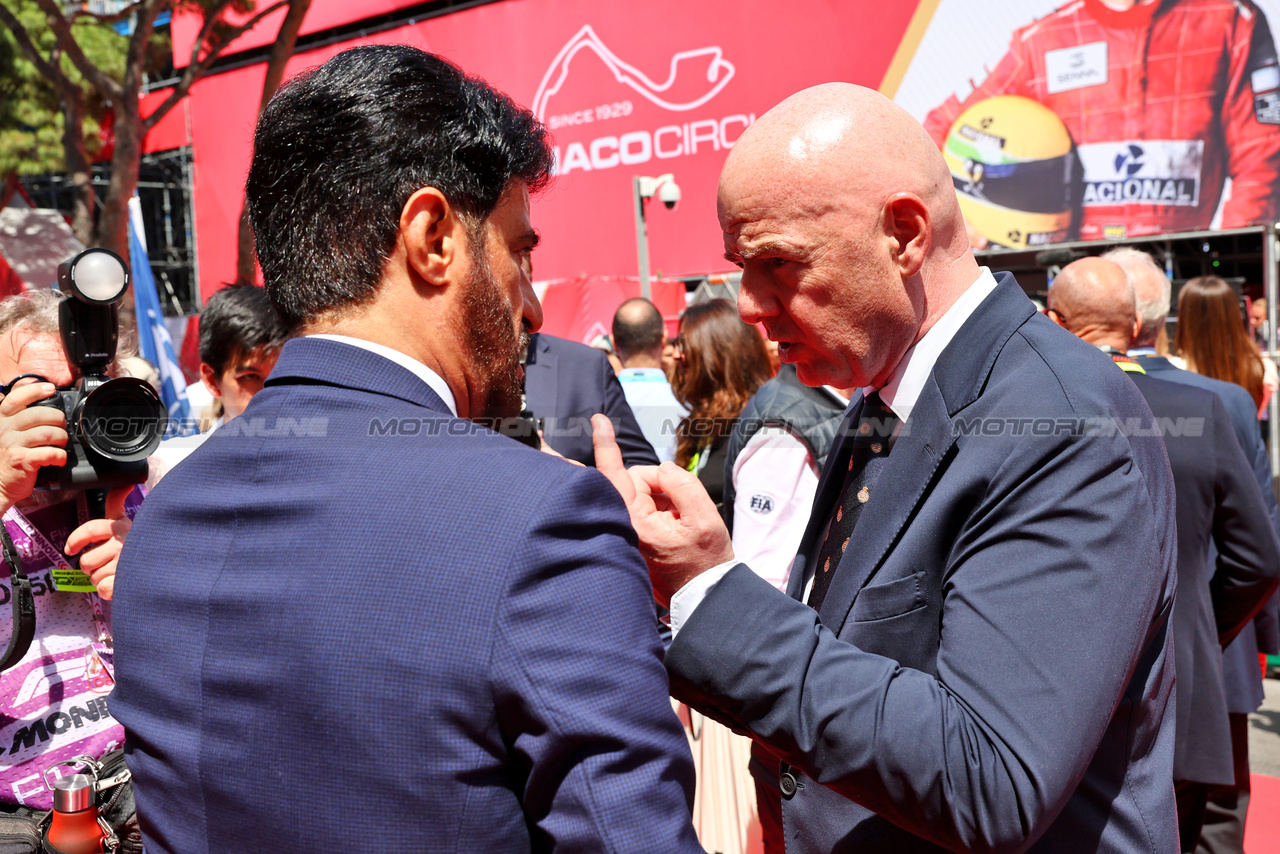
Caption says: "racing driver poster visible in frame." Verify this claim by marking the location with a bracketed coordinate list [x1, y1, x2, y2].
[175, 0, 1280, 293]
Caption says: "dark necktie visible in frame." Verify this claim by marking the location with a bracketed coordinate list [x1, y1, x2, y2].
[807, 392, 898, 612]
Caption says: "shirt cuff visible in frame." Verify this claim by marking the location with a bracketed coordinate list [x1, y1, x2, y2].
[669, 560, 738, 638]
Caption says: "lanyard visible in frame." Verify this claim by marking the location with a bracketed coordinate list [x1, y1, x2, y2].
[2, 502, 112, 648]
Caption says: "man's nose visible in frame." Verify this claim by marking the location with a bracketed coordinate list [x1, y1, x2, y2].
[736, 277, 775, 325]
[522, 279, 544, 333]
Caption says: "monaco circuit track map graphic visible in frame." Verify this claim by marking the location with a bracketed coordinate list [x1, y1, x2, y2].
[531, 24, 736, 121]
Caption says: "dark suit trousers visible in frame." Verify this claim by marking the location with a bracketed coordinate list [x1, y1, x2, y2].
[1176, 780, 1210, 852]
[1195, 713, 1253, 854]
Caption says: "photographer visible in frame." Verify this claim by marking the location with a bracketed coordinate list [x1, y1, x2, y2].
[0, 289, 140, 850]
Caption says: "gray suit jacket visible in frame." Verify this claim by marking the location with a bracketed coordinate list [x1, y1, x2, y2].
[667, 274, 1179, 852]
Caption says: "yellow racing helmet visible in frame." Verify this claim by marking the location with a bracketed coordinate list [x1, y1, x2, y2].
[943, 95, 1075, 249]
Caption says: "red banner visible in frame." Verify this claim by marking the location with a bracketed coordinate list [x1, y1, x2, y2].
[537, 276, 687, 345]
[181, 0, 922, 299]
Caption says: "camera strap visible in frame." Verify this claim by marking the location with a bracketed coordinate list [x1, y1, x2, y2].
[0, 520, 36, 673]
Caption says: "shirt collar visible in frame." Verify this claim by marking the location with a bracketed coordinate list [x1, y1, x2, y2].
[1127, 347, 1159, 356]
[306, 334, 458, 416]
[864, 268, 1000, 423]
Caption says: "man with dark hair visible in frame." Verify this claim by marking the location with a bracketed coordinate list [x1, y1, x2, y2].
[609, 297, 684, 463]
[112, 45, 699, 854]
[196, 284, 290, 425]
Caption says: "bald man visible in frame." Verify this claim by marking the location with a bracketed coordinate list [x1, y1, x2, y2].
[594, 84, 1183, 852]
[1049, 257, 1280, 851]
[1103, 248, 1280, 854]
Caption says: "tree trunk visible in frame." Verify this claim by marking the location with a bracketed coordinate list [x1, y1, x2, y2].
[95, 99, 144, 323]
[59, 87, 95, 246]
[95, 101, 142, 258]
[235, 0, 312, 284]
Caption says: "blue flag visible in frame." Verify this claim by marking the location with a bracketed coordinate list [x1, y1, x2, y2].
[127, 210, 191, 434]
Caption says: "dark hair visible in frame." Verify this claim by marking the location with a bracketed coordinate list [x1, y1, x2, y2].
[1175, 276, 1265, 407]
[246, 45, 554, 330]
[200, 284, 291, 375]
[611, 298, 665, 359]
[672, 299, 773, 468]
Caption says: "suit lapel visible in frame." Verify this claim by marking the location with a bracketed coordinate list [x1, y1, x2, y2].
[523, 334, 559, 419]
[786, 399, 863, 601]
[817, 378, 956, 632]
[807, 273, 1035, 630]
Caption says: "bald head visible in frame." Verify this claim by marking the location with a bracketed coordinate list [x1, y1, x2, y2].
[721, 83, 967, 266]
[1048, 257, 1139, 351]
[717, 83, 982, 388]
[612, 297, 665, 366]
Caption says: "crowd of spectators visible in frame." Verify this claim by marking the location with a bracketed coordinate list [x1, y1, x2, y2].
[1, 41, 1279, 854]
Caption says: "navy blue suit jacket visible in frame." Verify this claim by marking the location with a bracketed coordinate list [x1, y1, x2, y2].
[1126, 371, 1280, 784]
[666, 275, 1180, 852]
[1134, 353, 1280, 714]
[524, 333, 659, 467]
[111, 338, 700, 853]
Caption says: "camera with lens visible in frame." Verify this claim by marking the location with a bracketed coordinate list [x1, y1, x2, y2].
[32, 248, 167, 491]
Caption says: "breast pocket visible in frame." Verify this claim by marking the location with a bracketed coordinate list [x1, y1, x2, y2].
[850, 570, 926, 622]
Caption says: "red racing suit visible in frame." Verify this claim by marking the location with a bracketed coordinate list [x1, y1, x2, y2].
[924, 0, 1280, 240]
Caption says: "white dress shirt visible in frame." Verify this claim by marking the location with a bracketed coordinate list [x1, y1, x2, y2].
[308, 334, 458, 416]
[669, 268, 1001, 634]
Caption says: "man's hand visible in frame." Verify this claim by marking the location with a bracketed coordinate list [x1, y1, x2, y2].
[0, 381, 67, 510]
[538, 431, 584, 466]
[592, 413, 733, 605]
[65, 486, 133, 600]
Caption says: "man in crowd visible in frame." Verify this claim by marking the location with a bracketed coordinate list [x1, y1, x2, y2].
[524, 330, 658, 467]
[1048, 256, 1280, 850]
[1105, 245, 1280, 854]
[0, 290, 139, 847]
[595, 82, 1181, 851]
[611, 297, 685, 463]
[196, 283, 290, 427]
[924, 0, 1280, 243]
[150, 284, 291, 481]
[112, 46, 699, 853]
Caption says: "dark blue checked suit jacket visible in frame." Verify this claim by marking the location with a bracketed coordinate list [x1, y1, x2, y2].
[111, 337, 700, 853]
[667, 274, 1181, 852]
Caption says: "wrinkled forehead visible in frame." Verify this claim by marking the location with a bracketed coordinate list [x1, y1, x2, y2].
[0, 327, 74, 385]
[718, 152, 863, 257]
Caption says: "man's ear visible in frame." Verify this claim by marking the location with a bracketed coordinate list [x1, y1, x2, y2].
[400, 187, 463, 287]
[1132, 311, 1144, 345]
[884, 193, 930, 278]
[199, 362, 222, 399]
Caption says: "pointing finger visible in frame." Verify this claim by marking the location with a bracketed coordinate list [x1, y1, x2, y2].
[592, 414, 634, 504]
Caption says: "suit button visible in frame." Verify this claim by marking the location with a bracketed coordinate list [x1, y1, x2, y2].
[779, 771, 798, 799]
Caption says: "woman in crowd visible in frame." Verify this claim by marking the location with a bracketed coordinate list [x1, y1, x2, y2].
[1175, 276, 1275, 418]
[671, 298, 773, 519]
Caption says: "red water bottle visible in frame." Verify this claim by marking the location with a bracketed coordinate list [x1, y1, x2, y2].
[44, 773, 103, 854]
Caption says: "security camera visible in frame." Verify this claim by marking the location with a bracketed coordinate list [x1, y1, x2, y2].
[658, 181, 681, 210]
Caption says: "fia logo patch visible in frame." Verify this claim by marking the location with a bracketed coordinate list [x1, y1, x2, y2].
[749, 494, 775, 514]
